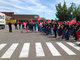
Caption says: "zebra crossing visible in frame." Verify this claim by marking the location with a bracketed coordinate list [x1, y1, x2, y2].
[1, 43, 18, 58]
[0, 42, 80, 59]
[35, 43, 45, 57]
[46, 42, 61, 56]
[19, 43, 30, 58]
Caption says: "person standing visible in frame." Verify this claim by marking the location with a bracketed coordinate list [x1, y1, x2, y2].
[14, 22, 18, 30]
[74, 25, 77, 40]
[57, 24, 62, 40]
[26, 22, 29, 32]
[74, 24, 80, 41]
[33, 22, 36, 32]
[39, 22, 43, 32]
[36, 23, 38, 32]
[54, 23, 58, 38]
[8, 21, 12, 32]
[19, 22, 21, 29]
[29, 22, 33, 32]
[65, 27, 70, 40]
[62, 25, 66, 39]
[76, 26, 80, 40]
[51, 22, 54, 35]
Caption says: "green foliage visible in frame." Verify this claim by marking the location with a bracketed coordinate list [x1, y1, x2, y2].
[56, 2, 80, 21]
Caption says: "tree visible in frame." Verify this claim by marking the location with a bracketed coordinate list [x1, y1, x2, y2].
[55, 2, 80, 21]
[56, 2, 69, 21]
[56, 3, 63, 21]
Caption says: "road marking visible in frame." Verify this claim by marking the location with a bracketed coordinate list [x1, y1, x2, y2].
[57, 42, 76, 55]
[67, 42, 80, 51]
[35, 43, 45, 57]
[0, 44, 7, 50]
[19, 43, 30, 58]
[75, 42, 80, 45]
[1, 43, 18, 58]
[46, 42, 61, 56]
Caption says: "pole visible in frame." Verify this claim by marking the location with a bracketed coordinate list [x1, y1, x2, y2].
[70, 2, 74, 19]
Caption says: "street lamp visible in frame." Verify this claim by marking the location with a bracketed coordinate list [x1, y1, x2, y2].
[71, 12, 73, 19]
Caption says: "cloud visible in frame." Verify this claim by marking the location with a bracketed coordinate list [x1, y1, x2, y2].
[0, 0, 48, 12]
[56, 0, 80, 7]
[0, 0, 56, 19]
[1, 0, 80, 19]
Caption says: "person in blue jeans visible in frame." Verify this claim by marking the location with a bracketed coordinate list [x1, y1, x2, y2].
[62, 26, 66, 39]
[65, 27, 70, 40]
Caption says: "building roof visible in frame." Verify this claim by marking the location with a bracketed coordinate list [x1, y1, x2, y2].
[1, 12, 14, 17]
[1, 12, 14, 14]
[0, 12, 5, 15]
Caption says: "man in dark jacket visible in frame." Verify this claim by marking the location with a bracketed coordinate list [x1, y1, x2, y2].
[8, 21, 12, 32]
[54, 23, 58, 38]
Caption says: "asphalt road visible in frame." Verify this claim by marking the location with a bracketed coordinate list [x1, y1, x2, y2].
[0, 25, 80, 60]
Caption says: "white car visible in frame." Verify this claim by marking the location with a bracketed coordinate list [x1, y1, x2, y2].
[0, 12, 6, 29]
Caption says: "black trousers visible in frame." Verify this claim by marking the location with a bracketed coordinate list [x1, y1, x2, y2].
[54, 30, 57, 38]
[9, 27, 12, 32]
[74, 32, 77, 40]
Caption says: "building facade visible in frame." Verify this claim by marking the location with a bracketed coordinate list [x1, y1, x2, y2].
[13, 14, 39, 22]
[1, 12, 39, 22]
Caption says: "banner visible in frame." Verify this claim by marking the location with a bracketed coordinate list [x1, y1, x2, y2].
[47, 19, 50, 22]
[58, 21, 63, 24]
[6, 19, 16, 23]
[66, 21, 69, 24]
[77, 21, 80, 23]
[69, 17, 76, 25]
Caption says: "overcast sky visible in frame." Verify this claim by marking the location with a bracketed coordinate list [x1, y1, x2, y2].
[0, 0, 80, 20]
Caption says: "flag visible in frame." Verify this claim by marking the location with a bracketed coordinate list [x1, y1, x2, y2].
[31, 18, 33, 22]
[77, 21, 80, 23]
[58, 21, 63, 24]
[37, 16, 40, 22]
[69, 17, 76, 25]
[17, 20, 19, 23]
[47, 19, 50, 22]
[66, 21, 69, 24]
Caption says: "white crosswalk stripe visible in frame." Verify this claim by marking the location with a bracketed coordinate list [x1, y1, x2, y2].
[46, 42, 61, 56]
[0, 44, 7, 50]
[35, 43, 45, 57]
[1, 43, 18, 58]
[19, 43, 30, 58]
[57, 42, 76, 55]
[0, 42, 80, 59]
[67, 42, 80, 51]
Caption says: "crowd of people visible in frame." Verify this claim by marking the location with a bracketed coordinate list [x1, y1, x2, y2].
[8, 20, 80, 41]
